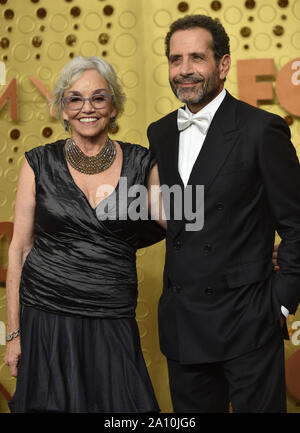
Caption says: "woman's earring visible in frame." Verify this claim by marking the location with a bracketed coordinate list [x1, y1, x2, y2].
[110, 117, 116, 129]
[64, 119, 69, 132]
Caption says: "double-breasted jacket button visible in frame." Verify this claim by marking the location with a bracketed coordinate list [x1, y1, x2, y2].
[204, 287, 213, 296]
[172, 286, 182, 293]
[203, 244, 212, 253]
[174, 240, 182, 249]
[217, 202, 224, 211]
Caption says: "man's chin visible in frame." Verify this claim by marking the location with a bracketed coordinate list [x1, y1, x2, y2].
[177, 93, 203, 105]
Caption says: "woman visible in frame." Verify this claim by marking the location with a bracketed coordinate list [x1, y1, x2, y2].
[4, 56, 165, 413]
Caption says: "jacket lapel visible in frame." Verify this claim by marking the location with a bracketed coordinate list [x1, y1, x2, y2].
[187, 92, 240, 192]
[175, 92, 240, 237]
[158, 93, 241, 239]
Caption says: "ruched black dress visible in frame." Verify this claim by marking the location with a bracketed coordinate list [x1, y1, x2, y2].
[9, 140, 165, 413]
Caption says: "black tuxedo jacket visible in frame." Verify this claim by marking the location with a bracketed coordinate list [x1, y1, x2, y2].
[147, 91, 300, 364]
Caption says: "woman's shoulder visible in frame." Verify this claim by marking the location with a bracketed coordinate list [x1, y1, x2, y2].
[25, 140, 66, 172]
[26, 139, 66, 155]
[117, 141, 150, 158]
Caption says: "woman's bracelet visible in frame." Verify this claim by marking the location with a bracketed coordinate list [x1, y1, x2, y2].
[6, 329, 20, 342]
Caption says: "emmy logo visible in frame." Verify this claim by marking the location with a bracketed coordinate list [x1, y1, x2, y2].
[0, 61, 6, 86]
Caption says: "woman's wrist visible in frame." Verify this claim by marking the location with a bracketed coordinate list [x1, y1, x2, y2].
[6, 329, 20, 342]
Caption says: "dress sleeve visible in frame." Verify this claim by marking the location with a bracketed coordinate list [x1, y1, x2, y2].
[25, 145, 45, 184]
[137, 146, 157, 187]
[134, 146, 165, 249]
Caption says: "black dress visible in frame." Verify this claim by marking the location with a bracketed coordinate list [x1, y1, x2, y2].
[9, 140, 165, 413]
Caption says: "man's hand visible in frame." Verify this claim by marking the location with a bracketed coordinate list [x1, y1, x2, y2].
[279, 314, 285, 329]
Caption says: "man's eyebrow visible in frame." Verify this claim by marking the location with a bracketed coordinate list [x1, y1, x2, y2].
[169, 51, 206, 58]
[169, 53, 182, 60]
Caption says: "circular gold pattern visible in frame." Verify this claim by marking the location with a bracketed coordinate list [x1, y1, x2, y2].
[244, 44, 250, 49]
[10, 129, 20, 140]
[4, 9, 14, 19]
[98, 33, 109, 44]
[36, 8, 47, 19]
[245, 0, 256, 9]
[42, 127, 53, 138]
[13, 146, 18, 152]
[66, 34, 77, 46]
[273, 25, 284, 36]
[211, 1, 222, 11]
[40, 25, 45, 31]
[103, 5, 114, 16]
[69, 52, 74, 58]
[0, 0, 8, 4]
[278, 0, 288, 7]
[102, 50, 107, 57]
[285, 115, 293, 125]
[241, 27, 251, 37]
[32, 36, 42, 47]
[31, 0, 39, 3]
[281, 14, 287, 20]
[74, 24, 79, 30]
[178, 2, 189, 13]
[3, 55, 8, 61]
[8, 158, 13, 164]
[70, 6, 81, 17]
[276, 43, 282, 48]
[248, 16, 254, 21]
[7, 26, 12, 32]
[35, 54, 40, 59]
[106, 23, 112, 28]
[0, 37, 9, 49]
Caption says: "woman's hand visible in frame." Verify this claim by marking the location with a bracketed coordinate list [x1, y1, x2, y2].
[4, 338, 21, 377]
[272, 244, 279, 272]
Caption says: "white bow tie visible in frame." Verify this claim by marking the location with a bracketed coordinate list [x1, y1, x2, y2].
[177, 108, 212, 134]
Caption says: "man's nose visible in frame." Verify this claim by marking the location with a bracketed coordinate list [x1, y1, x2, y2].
[180, 58, 194, 75]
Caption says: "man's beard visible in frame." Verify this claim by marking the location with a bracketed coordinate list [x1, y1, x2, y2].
[170, 73, 220, 107]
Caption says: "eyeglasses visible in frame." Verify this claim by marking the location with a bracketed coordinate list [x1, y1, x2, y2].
[62, 93, 112, 111]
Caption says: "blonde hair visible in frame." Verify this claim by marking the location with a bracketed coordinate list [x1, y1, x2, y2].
[52, 56, 126, 125]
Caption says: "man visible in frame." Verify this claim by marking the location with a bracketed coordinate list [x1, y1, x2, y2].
[147, 15, 300, 413]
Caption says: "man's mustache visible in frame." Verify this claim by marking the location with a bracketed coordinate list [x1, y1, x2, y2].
[173, 76, 204, 84]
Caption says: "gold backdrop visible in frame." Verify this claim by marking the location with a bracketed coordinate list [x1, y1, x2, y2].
[0, 0, 300, 413]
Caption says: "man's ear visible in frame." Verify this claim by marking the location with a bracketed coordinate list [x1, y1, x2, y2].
[219, 54, 231, 81]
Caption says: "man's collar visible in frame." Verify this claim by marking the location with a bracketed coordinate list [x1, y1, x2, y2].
[185, 88, 227, 117]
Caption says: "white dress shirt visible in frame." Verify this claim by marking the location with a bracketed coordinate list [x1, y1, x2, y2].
[178, 88, 226, 187]
[177, 89, 289, 319]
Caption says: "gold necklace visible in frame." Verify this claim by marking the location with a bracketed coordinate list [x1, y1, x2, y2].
[65, 137, 116, 174]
